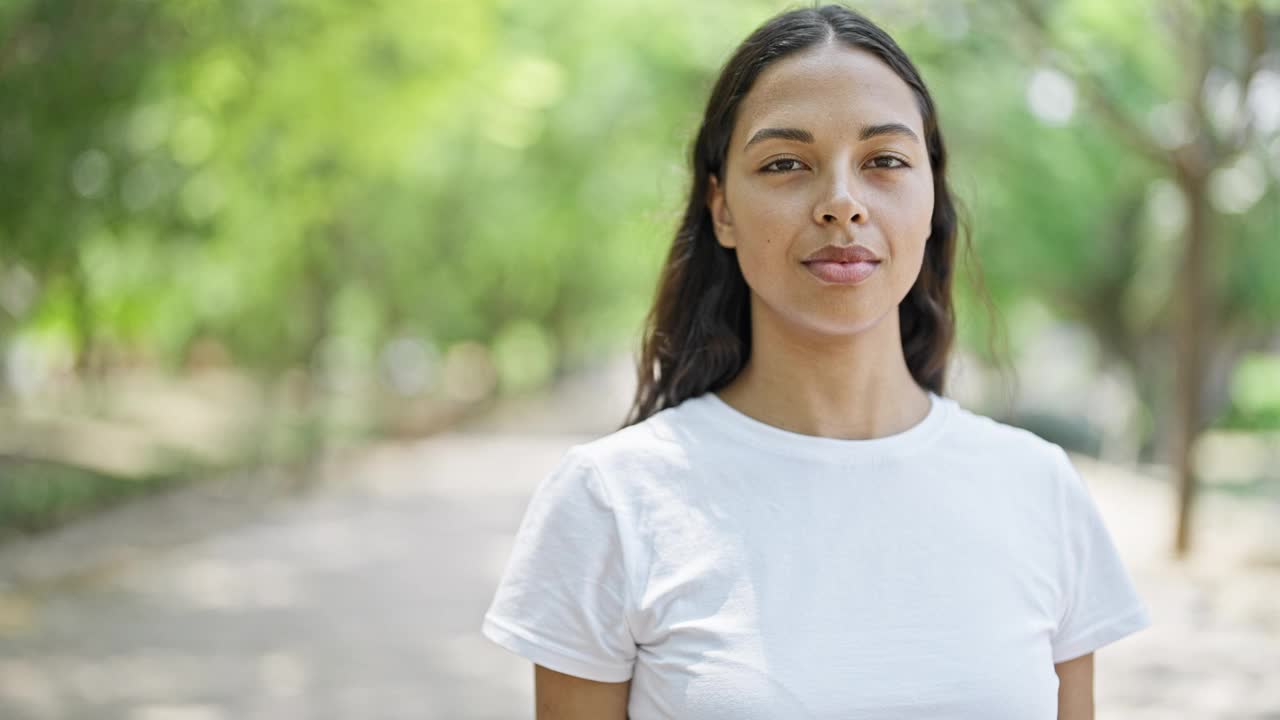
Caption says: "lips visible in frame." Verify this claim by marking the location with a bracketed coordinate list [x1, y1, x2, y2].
[804, 259, 879, 284]
[801, 244, 882, 284]
[803, 244, 881, 263]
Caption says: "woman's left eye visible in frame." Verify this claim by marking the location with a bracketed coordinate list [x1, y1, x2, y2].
[761, 158, 805, 173]
[868, 155, 909, 169]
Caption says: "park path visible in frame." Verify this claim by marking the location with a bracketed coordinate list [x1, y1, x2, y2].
[0, 358, 1277, 719]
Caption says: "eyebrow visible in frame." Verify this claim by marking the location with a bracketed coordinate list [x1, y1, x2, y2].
[743, 122, 921, 150]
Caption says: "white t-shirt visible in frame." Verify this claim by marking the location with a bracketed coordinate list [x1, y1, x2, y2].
[482, 390, 1152, 719]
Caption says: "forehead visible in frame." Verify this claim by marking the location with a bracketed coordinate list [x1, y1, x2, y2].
[733, 43, 924, 144]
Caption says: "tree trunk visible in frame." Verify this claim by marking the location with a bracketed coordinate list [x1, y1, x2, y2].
[1172, 168, 1210, 557]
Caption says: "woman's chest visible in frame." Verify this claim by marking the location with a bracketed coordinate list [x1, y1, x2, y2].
[625, 477, 1062, 718]
[630, 555, 1060, 719]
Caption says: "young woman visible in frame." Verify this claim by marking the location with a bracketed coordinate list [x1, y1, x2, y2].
[482, 5, 1151, 718]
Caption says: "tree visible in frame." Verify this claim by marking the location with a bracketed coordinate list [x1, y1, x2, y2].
[994, 0, 1279, 555]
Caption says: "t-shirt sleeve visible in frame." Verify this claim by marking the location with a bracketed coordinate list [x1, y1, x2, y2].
[1049, 446, 1152, 664]
[481, 445, 637, 682]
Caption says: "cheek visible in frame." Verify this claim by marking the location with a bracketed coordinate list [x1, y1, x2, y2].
[726, 184, 800, 275]
[915, 182, 936, 240]
[881, 179, 934, 291]
[732, 182, 799, 236]
[887, 176, 934, 249]
[734, 240, 781, 297]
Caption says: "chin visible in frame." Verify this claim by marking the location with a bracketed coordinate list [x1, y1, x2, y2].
[814, 317, 891, 338]
[750, 289, 899, 340]
[791, 307, 896, 339]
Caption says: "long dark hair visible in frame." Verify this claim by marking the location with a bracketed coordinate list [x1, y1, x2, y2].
[625, 4, 971, 427]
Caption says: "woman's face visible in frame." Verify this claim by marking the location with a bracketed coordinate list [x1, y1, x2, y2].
[708, 43, 934, 338]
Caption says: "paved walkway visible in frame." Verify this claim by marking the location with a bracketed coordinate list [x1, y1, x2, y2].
[0, 361, 1277, 719]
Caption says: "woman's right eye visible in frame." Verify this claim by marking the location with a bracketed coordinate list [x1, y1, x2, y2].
[761, 158, 805, 173]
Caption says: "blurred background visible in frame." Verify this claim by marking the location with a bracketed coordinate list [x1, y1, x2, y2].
[0, 0, 1277, 717]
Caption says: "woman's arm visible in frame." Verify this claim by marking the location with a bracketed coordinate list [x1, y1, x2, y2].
[534, 664, 631, 719]
[1055, 652, 1095, 720]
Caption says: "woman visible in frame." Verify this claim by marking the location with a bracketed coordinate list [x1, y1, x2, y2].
[482, 5, 1151, 718]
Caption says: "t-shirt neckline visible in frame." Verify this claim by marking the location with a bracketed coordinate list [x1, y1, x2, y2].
[691, 389, 952, 463]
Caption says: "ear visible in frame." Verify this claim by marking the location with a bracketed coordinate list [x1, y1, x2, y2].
[706, 174, 736, 249]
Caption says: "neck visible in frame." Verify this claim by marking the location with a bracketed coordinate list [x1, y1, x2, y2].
[716, 301, 931, 440]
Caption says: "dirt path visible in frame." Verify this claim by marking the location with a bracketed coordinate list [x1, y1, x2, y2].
[0, 361, 1276, 719]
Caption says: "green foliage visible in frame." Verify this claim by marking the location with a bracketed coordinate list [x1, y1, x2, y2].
[1220, 352, 1280, 429]
[0, 455, 180, 535]
[1, 0, 1277, 422]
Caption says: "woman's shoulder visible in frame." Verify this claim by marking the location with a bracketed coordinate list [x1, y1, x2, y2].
[565, 394, 714, 473]
[942, 398, 1075, 474]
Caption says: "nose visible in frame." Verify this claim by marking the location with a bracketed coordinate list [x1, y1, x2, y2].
[813, 172, 868, 225]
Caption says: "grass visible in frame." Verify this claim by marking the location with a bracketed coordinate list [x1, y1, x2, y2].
[0, 455, 184, 539]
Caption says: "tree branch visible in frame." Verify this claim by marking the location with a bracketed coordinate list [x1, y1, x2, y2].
[1166, 0, 1221, 177]
[1008, 0, 1172, 168]
[1230, 1, 1273, 155]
